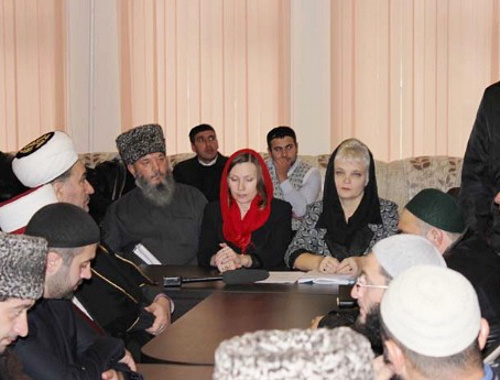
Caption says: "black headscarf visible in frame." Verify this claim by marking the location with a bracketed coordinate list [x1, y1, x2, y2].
[317, 140, 382, 250]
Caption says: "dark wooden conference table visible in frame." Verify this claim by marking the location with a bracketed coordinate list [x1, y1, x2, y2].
[137, 363, 212, 380]
[140, 265, 342, 375]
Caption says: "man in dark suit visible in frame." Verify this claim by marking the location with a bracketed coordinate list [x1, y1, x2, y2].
[14, 203, 137, 380]
[173, 124, 228, 202]
[0, 232, 47, 379]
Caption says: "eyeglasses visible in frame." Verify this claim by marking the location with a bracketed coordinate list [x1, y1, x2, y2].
[354, 279, 388, 292]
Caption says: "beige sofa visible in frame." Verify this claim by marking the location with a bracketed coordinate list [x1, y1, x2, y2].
[80, 152, 463, 210]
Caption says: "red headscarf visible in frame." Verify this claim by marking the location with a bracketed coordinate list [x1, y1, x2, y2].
[220, 149, 274, 254]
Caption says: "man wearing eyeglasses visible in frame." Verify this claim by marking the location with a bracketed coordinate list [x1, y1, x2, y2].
[315, 234, 446, 354]
[173, 124, 228, 202]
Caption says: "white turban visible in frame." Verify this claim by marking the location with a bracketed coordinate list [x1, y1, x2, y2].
[0, 185, 58, 233]
[12, 131, 78, 187]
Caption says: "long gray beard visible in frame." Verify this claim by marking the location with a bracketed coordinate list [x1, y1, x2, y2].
[136, 172, 175, 207]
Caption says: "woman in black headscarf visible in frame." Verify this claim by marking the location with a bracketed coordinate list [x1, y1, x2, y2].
[284, 138, 398, 272]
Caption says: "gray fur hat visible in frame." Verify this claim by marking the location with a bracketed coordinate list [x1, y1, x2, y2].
[213, 327, 375, 380]
[0, 232, 47, 300]
[116, 124, 166, 165]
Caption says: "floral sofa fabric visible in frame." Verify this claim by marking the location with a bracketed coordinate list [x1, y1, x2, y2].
[79, 153, 463, 210]
[374, 156, 462, 210]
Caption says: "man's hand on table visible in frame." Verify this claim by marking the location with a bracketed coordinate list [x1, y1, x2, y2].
[145, 295, 172, 336]
[310, 315, 325, 329]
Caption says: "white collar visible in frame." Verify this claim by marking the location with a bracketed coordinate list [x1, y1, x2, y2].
[198, 154, 218, 167]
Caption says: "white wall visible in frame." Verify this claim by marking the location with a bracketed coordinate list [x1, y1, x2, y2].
[290, 0, 331, 155]
[66, 0, 121, 153]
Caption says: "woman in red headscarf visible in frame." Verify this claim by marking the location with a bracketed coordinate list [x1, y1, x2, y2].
[198, 149, 292, 272]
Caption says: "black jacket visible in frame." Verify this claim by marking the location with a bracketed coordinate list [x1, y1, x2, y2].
[75, 244, 160, 342]
[445, 230, 500, 324]
[173, 154, 228, 202]
[198, 199, 292, 270]
[0, 350, 30, 380]
[103, 184, 207, 265]
[460, 81, 500, 250]
[12, 299, 126, 380]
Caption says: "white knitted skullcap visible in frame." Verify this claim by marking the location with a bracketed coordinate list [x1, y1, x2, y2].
[0, 185, 58, 233]
[381, 265, 481, 357]
[12, 131, 78, 187]
[373, 234, 446, 278]
[213, 327, 375, 380]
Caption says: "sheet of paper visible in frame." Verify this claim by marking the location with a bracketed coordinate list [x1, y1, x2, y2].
[133, 243, 162, 265]
[297, 270, 356, 285]
[256, 271, 305, 283]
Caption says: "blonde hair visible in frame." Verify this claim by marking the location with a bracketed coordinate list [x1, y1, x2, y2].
[334, 138, 370, 169]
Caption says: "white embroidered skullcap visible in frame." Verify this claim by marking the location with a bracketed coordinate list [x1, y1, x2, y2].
[373, 234, 446, 278]
[12, 131, 78, 187]
[213, 327, 375, 380]
[381, 265, 481, 357]
[0, 185, 58, 233]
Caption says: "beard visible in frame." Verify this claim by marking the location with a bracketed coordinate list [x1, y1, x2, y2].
[136, 171, 175, 207]
[46, 269, 81, 299]
[354, 305, 404, 380]
[353, 304, 383, 355]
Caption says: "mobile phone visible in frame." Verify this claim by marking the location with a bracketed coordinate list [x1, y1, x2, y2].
[337, 284, 357, 308]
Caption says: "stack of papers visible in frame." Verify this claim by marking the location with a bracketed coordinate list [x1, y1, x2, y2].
[256, 271, 355, 285]
[132, 243, 162, 265]
[256, 272, 304, 284]
[297, 271, 356, 285]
